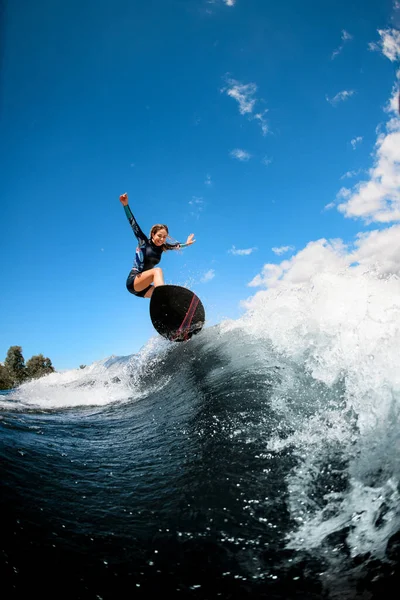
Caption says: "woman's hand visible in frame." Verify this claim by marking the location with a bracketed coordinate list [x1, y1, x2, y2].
[185, 233, 196, 246]
[119, 193, 129, 206]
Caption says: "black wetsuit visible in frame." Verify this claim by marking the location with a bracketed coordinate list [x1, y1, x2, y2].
[123, 204, 187, 297]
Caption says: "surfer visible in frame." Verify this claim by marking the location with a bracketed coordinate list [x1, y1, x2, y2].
[119, 193, 195, 298]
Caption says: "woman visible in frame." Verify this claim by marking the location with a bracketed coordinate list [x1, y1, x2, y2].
[120, 193, 195, 298]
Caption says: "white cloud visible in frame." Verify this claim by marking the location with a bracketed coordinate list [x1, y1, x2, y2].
[368, 41, 380, 53]
[340, 169, 365, 180]
[201, 269, 215, 283]
[326, 90, 355, 105]
[337, 186, 352, 200]
[248, 239, 348, 288]
[336, 37, 400, 225]
[205, 174, 212, 186]
[230, 148, 251, 161]
[351, 136, 363, 149]
[225, 79, 257, 114]
[247, 225, 400, 291]
[272, 245, 295, 255]
[369, 28, 400, 61]
[251, 110, 269, 136]
[342, 30, 353, 41]
[222, 77, 269, 135]
[262, 156, 273, 166]
[208, 0, 236, 6]
[229, 246, 257, 255]
[331, 29, 353, 59]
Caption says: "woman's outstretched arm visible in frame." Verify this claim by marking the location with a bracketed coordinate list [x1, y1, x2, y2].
[119, 193, 148, 243]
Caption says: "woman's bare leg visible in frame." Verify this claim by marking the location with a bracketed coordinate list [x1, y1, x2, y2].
[134, 267, 164, 293]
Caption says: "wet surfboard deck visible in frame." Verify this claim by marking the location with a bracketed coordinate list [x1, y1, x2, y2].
[149, 285, 205, 342]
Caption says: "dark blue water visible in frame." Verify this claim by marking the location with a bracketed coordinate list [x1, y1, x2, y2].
[1, 326, 400, 599]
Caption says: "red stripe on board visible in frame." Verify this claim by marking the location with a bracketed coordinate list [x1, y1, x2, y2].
[171, 295, 200, 341]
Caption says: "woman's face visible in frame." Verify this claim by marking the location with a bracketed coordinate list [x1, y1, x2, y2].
[152, 228, 168, 246]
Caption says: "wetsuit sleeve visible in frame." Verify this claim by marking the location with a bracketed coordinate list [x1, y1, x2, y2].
[169, 242, 190, 250]
[123, 204, 148, 243]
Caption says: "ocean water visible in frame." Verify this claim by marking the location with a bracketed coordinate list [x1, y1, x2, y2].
[1, 270, 400, 599]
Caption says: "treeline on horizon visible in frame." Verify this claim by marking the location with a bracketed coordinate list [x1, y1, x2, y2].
[0, 345, 55, 390]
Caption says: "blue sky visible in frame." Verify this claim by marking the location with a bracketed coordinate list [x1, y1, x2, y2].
[1, 0, 399, 370]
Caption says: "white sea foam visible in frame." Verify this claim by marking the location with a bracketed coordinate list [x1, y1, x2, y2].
[4, 335, 171, 410]
[237, 250, 400, 562]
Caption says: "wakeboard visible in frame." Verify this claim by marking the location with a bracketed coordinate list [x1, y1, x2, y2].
[149, 285, 205, 342]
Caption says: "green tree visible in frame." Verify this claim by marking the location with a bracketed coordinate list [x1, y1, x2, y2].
[4, 346, 26, 386]
[0, 363, 12, 390]
[26, 354, 55, 380]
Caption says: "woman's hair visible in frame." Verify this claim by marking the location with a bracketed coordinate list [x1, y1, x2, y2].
[150, 224, 179, 251]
